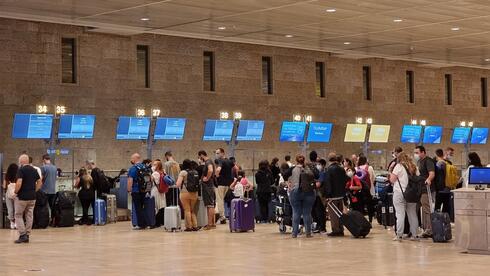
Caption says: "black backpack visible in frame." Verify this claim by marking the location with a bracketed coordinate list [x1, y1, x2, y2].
[299, 165, 316, 192]
[399, 166, 424, 203]
[185, 169, 200, 193]
[136, 164, 153, 193]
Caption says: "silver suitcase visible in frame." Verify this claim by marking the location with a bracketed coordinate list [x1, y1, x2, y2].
[105, 194, 117, 224]
[194, 197, 207, 228]
[164, 206, 181, 231]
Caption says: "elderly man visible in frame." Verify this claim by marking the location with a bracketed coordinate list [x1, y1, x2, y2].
[14, 154, 42, 244]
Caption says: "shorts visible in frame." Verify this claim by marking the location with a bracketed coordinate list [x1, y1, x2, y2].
[202, 181, 216, 208]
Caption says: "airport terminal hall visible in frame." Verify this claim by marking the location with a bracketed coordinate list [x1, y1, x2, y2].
[3, 0, 490, 275]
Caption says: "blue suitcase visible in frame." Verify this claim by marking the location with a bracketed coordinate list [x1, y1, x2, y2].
[144, 196, 156, 228]
[94, 199, 107, 226]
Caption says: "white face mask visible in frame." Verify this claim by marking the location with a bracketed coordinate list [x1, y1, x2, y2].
[346, 170, 354, 178]
[392, 153, 397, 159]
[446, 155, 453, 161]
[316, 164, 323, 171]
[413, 154, 420, 162]
[151, 166, 156, 172]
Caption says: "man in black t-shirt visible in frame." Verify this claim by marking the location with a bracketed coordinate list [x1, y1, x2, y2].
[198, 150, 216, 230]
[214, 148, 234, 224]
[14, 154, 42, 244]
[414, 146, 435, 238]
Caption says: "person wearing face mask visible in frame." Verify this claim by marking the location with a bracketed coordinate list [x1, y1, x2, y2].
[344, 159, 364, 213]
[214, 148, 234, 224]
[150, 160, 166, 213]
[444, 147, 455, 165]
[127, 153, 148, 230]
[307, 151, 325, 234]
[414, 146, 435, 238]
[461, 152, 484, 188]
[388, 147, 403, 173]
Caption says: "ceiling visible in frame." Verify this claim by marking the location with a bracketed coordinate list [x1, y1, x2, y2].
[2, 0, 490, 69]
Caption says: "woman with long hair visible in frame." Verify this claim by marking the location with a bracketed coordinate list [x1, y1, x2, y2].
[3, 163, 19, 229]
[74, 167, 95, 225]
[255, 160, 274, 223]
[389, 152, 420, 241]
[462, 152, 484, 188]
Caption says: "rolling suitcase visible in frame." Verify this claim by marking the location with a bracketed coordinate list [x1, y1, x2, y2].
[94, 198, 107, 226]
[194, 195, 207, 228]
[428, 187, 452, 242]
[102, 194, 117, 224]
[33, 191, 50, 229]
[328, 201, 371, 238]
[144, 196, 156, 228]
[230, 198, 255, 232]
[164, 188, 181, 231]
[53, 191, 75, 227]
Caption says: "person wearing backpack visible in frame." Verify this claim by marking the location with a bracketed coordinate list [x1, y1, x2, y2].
[288, 155, 317, 238]
[127, 153, 151, 230]
[175, 159, 200, 232]
[414, 146, 435, 238]
[357, 155, 375, 223]
[434, 149, 452, 215]
[390, 152, 420, 242]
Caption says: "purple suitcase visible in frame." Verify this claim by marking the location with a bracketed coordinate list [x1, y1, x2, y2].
[229, 198, 255, 232]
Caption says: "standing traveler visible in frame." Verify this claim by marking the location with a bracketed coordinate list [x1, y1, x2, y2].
[308, 151, 326, 233]
[164, 151, 181, 208]
[28, 156, 42, 181]
[323, 153, 348, 237]
[390, 152, 420, 241]
[462, 152, 484, 187]
[270, 157, 281, 187]
[198, 150, 217, 230]
[255, 160, 274, 223]
[344, 159, 364, 213]
[40, 154, 57, 216]
[434, 149, 451, 213]
[357, 155, 375, 222]
[127, 153, 149, 230]
[176, 159, 200, 231]
[86, 160, 110, 196]
[285, 155, 293, 168]
[151, 160, 166, 212]
[214, 148, 234, 224]
[414, 146, 435, 238]
[3, 163, 19, 229]
[288, 155, 317, 238]
[229, 157, 240, 179]
[14, 154, 42, 243]
[74, 167, 95, 225]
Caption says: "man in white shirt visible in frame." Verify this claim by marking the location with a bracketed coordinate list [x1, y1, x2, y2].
[29, 156, 42, 182]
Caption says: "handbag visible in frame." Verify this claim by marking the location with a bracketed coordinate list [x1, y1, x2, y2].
[7, 183, 16, 199]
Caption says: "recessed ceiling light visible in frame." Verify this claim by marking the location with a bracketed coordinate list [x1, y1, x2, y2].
[217, 26, 226, 30]
[285, 34, 294, 38]
[485, 58, 490, 62]
[393, 19, 403, 22]
[140, 17, 150, 21]
[451, 27, 460, 31]
[326, 8, 336, 13]
[343, 42, 351, 45]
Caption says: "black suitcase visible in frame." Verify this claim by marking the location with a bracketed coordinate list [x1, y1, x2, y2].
[428, 187, 452, 242]
[53, 191, 75, 227]
[329, 201, 371, 238]
[55, 208, 74, 227]
[33, 191, 50, 229]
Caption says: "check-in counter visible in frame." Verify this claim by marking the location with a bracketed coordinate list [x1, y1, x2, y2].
[454, 188, 490, 255]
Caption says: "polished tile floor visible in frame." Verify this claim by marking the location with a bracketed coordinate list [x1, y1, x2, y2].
[0, 222, 488, 275]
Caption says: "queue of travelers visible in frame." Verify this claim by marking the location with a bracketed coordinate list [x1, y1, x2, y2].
[3, 146, 486, 243]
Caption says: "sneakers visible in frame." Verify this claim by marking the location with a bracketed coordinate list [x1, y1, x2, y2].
[393, 236, 402, 242]
[14, 234, 29, 244]
[421, 232, 433, 239]
[10, 221, 16, 230]
[219, 218, 227, 225]
[410, 236, 420, 242]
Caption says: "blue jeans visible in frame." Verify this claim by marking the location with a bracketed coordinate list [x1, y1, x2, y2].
[289, 188, 316, 236]
[131, 192, 147, 228]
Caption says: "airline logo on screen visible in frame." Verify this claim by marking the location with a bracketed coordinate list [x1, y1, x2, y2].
[423, 126, 443, 144]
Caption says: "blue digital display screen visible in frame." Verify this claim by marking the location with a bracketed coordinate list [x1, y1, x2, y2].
[202, 120, 233, 141]
[116, 116, 150, 140]
[280, 121, 307, 142]
[400, 125, 422, 143]
[422, 126, 443, 144]
[307, 122, 333, 143]
[58, 114, 95, 139]
[451, 127, 471, 144]
[470, 128, 489, 145]
[236, 120, 264, 141]
[468, 168, 490, 185]
[12, 114, 54, 139]
[154, 118, 186, 140]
